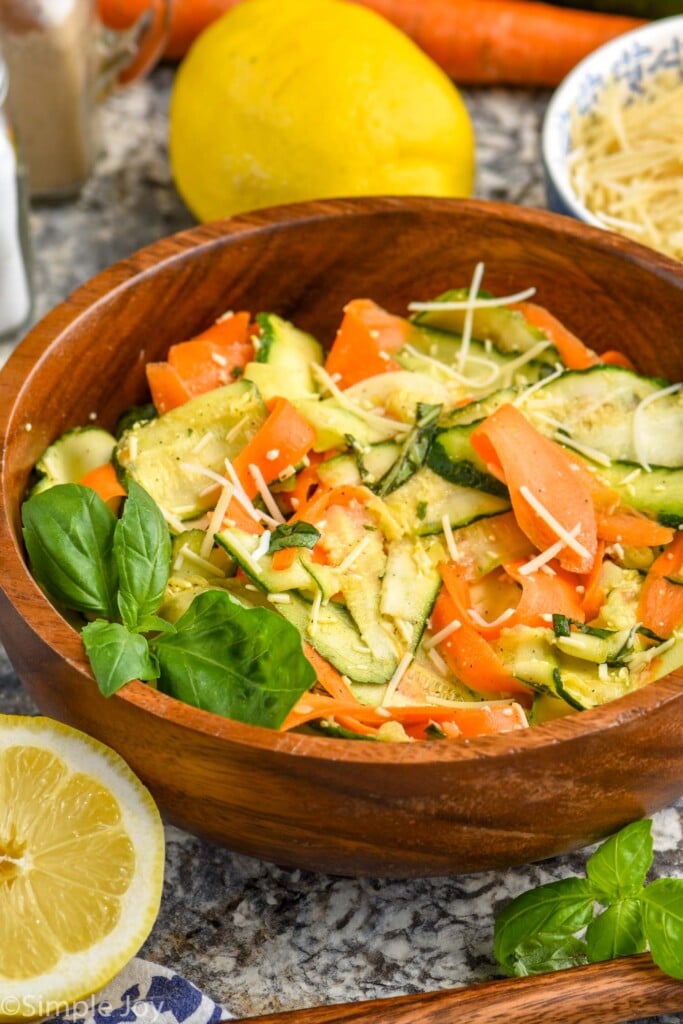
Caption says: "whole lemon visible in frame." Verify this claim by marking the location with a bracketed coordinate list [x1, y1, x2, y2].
[169, 0, 475, 221]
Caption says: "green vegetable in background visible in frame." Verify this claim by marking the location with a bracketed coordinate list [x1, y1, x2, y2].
[374, 402, 442, 497]
[21, 483, 314, 728]
[537, 1, 683, 18]
[268, 521, 321, 553]
[494, 819, 683, 979]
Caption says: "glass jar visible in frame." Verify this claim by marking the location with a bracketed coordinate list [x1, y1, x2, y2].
[0, 53, 31, 343]
[0, 0, 171, 201]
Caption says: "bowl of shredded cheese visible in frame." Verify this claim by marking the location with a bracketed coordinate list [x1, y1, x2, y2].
[542, 15, 683, 262]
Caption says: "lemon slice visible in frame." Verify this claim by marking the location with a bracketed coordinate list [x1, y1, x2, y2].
[0, 715, 164, 1022]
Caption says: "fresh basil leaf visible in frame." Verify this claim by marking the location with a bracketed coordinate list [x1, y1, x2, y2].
[494, 877, 596, 971]
[82, 619, 158, 697]
[153, 589, 315, 728]
[504, 934, 588, 977]
[114, 481, 172, 632]
[268, 521, 320, 553]
[586, 819, 653, 900]
[641, 878, 683, 980]
[374, 402, 442, 496]
[586, 900, 646, 962]
[22, 483, 118, 618]
[136, 614, 176, 635]
[552, 614, 572, 637]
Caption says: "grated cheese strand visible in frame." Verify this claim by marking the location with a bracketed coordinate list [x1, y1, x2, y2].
[408, 284, 536, 313]
[513, 366, 565, 407]
[381, 652, 415, 707]
[467, 606, 516, 629]
[517, 526, 580, 576]
[337, 535, 370, 574]
[201, 482, 235, 560]
[247, 463, 286, 523]
[310, 363, 410, 435]
[441, 513, 459, 561]
[177, 543, 225, 578]
[554, 432, 612, 467]
[424, 618, 462, 650]
[519, 486, 592, 561]
[458, 261, 485, 374]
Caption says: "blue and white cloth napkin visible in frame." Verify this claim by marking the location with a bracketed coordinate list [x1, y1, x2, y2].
[45, 959, 231, 1024]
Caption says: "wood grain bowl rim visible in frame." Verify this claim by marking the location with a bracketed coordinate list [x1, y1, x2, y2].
[1, 195, 682, 766]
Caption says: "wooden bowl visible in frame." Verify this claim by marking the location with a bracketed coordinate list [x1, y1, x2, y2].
[1, 197, 682, 878]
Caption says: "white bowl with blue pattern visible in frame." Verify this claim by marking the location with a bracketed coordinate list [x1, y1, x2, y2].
[542, 15, 683, 228]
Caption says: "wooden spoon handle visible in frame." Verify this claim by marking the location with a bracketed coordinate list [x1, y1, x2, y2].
[237, 954, 683, 1024]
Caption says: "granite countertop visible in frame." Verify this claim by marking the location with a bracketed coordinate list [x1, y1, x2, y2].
[1, 67, 681, 1023]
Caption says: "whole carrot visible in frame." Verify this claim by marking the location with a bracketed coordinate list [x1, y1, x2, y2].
[98, 0, 645, 83]
[357, 0, 645, 85]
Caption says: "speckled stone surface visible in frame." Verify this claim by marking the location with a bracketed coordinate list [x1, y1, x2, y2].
[0, 69, 681, 1022]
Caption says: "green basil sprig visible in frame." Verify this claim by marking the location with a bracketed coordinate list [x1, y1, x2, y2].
[494, 819, 683, 980]
[21, 482, 314, 728]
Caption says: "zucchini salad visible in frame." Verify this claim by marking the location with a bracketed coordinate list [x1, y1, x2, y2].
[22, 265, 683, 741]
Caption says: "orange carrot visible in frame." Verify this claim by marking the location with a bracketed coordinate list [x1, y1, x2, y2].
[504, 561, 586, 628]
[146, 361, 192, 415]
[101, 0, 645, 86]
[271, 484, 371, 571]
[582, 539, 606, 622]
[79, 462, 127, 510]
[231, 397, 316, 500]
[599, 350, 636, 370]
[223, 496, 264, 535]
[280, 687, 528, 740]
[509, 301, 600, 370]
[356, 0, 645, 86]
[324, 299, 410, 389]
[168, 338, 254, 396]
[596, 510, 674, 549]
[303, 643, 357, 702]
[288, 453, 327, 511]
[470, 404, 598, 574]
[440, 559, 584, 638]
[430, 589, 532, 698]
[638, 532, 683, 638]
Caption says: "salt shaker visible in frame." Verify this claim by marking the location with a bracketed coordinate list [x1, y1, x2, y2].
[0, 0, 170, 201]
[0, 52, 31, 342]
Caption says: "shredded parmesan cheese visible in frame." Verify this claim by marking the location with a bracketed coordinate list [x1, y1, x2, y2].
[336, 535, 370, 574]
[441, 514, 458, 561]
[310, 363, 410, 436]
[178, 544, 225, 578]
[568, 73, 683, 261]
[517, 523, 582, 576]
[424, 618, 462, 649]
[554, 432, 612, 467]
[457, 261, 485, 373]
[519, 486, 592, 561]
[201, 483, 235, 559]
[427, 648, 449, 675]
[408, 283, 536, 312]
[381, 652, 414, 707]
[467, 607, 516, 629]
[247, 463, 286, 523]
[513, 366, 565, 407]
